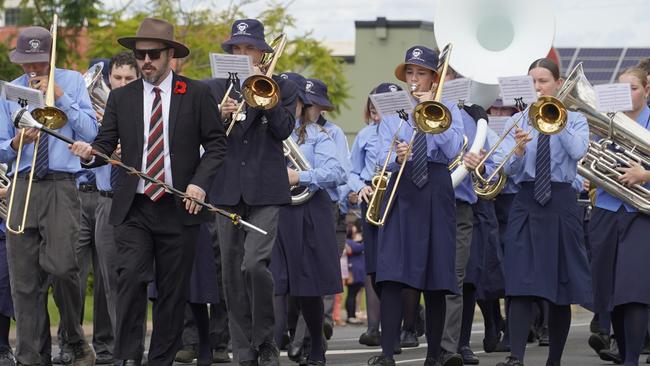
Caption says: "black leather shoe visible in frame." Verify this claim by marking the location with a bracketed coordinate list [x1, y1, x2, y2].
[393, 344, 402, 355]
[175, 347, 197, 363]
[598, 335, 622, 364]
[537, 327, 549, 347]
[120, 360, 141, 366]
[588, 333, 609, 355]
[288, 343, 303, 363]
[258, 342, 280, 366]
[0, 346, 15, 366]
[459, 346, 479, 365]
[423, 357, 441, 366]
[493, 340, 511, 353]
[212, 349, 231, 363]
[52, 351, 73, 365]
[323, 322, 333, 340]
[439, 351, 463, 366]
[367, 355, 395, 366]
[95, 353, 114, 365]
[483, 336, 498, 353]
[400, 330, 419, 348]
[359, 329, 381, 347]
[495, 355, 523, 366]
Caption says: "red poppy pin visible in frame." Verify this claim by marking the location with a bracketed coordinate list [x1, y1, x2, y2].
[174, 80, 187, 95]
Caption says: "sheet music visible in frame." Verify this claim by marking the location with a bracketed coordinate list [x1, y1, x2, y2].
[369, 90, 415, 118]
[1, 81, 44, 108]
[594, 83, 633, 113]
[209, 53, 254, 80]
[488, 116, 510, 136]
[441, 78, 472, 105]
[497, 76, 537, 106]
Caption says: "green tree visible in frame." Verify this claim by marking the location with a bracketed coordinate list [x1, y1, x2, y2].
[0, 42, 25, 81]
[87, 0, 350, 114]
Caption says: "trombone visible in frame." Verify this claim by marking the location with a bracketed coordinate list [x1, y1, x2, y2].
[366, 43, 454, 226]
[225, 34, 287, 136]
[6, 14, 68, 234]
[472, 95, 568, 200]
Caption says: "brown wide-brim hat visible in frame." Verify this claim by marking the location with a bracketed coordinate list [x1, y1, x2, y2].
[118, 18, 190, 59]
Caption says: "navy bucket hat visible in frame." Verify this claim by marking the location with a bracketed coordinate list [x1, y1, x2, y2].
[394, 45, 439, 82]
[221, 19, 274, 54]
[280, 72, 311, 105]
[305, 78, 333, 111]
[372, 82, 403, 94]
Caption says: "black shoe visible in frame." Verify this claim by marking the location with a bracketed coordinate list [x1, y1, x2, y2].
[175, 347, 197, 363]
[438, 351, 463, 366]
[258, 342, 279, 366]
[70, 341, 96, 366]
[323, 322, 333, 340]
[588, 333, 609, 355]
[495, 355, 523, 366]
[400, 330, 419, 348]
[459, 346, 479, 365]
[367, 355, 395, 366]
[537, 327, 549, 347]
[95, 353, 114, 365]
[53, 351, 73, 365]
[287, 343, 303, 363]
[599, 336, 622, 364]
[212, 349, 231, 363]
[280, 332, 291, 351]
[359, 329, 381, 347]
[483, 336, 498, 353]
[493, 341, 511, 353]
[393, 344, 402, 355]
[423, 358, 441, 366]
[0, 346, 15, 366]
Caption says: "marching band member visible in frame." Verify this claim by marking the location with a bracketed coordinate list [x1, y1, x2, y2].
[589, 67, 650, 366]
[496, 58, 592, 366]
[0, 25, 98, 366]
[368, 45, 464, 366]
[271, 72, 346, 365]
[349, 82, 403, 348]
[204, 18, 298, 366]
[70, 18, 226, 366]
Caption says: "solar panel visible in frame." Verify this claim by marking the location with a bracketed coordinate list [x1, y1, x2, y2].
[578, 48, 623, 58]
[619, 59, 640, 68]
[558, 48, 576, 58]
[625, 49, 650, 58]
[581, 59, 619, 69]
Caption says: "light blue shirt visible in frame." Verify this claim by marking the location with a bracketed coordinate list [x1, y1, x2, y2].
[0, 68, 97, 175]
[348, 122, 379, 194]
[295, 123, 346, 192]
[500, 109, 589, 184]
[595, 105, 650, 212]
[316, 116, 351, 202]
[377, 101, 464, 172]
[454, 109, 480, 204]
[95, 164, 112, 191]
[486, 126, 519, 195]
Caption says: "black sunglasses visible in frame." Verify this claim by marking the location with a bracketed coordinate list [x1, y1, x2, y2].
[133, 47, 170, 61]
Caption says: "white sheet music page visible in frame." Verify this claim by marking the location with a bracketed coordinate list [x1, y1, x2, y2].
[441, 78, 472, 105]
[1, 81, 44, 108]
[488, 116, 510, 136]
[594, 83, 633, 113]
[369, 91, 415, 118]
[209, 53, 254, 80]
[497, 76, 537, 107]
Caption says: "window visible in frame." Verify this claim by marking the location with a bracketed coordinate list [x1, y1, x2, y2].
[4, 8, 21, 26]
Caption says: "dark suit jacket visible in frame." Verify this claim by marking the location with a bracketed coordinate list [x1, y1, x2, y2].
[89, 73, 227, 226]
[204, 75, 298, 206]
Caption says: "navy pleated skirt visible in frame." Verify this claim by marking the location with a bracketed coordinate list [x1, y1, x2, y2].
[504, 182, 592, 305]
[589, 207, 650, 311]
[0, 237, 13, 317]
[375, 162, 457, 293]
[271, 190, 343, 297]
[360, 200, 379, 274]
[149, 224, 219, 304]
[465, 199, 505, 300]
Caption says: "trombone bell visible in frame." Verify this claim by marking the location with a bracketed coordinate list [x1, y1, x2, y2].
[529, 96, 567, 135]
[413, 101, 452, 133]
[242, 75, 280, 110]
[31, 107, 68, 129]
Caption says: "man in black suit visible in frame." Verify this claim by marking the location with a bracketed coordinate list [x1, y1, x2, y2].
[204, 18, 298, 366]
[70, 18, 226, 366]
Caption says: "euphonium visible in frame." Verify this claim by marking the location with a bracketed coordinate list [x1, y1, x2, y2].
[83, 62, 111, 123]
[284, 137, 316, 205]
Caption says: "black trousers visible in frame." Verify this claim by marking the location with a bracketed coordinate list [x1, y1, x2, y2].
[113, 194, 199, 366]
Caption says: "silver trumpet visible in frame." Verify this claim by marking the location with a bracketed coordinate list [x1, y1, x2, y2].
[557, 63, 650, 214]
[284, 137, 315, 205]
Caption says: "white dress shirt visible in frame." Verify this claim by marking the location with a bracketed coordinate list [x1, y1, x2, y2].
[138, 71, 174, 194]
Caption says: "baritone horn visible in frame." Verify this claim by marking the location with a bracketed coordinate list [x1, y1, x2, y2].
[6, 14, 68, 235]
[83, 62, 110, 123]
[365, 43, 454, 227]
[283, 137, 315, 205]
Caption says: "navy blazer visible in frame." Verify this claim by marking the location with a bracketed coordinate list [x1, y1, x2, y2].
[89, 73, 227, 226]
[204, 76, 298, 206]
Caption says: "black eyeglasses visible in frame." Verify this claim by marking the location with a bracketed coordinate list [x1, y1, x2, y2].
[133, 47, 170, 61]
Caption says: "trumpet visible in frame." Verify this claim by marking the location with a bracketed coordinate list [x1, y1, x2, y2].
[366, 43, 454, 226]
[225, 34, 287, 136]
[471, 96, 568, 200]
[6, 14, 68, 235]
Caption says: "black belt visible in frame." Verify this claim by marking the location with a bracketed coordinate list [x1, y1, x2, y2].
[78, 183, 98, 193]
[16, 172, 75, 182]
[99, 190, 113, 198]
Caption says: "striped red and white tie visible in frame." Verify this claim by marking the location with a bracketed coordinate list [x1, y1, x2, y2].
[143, 87, 166, 201]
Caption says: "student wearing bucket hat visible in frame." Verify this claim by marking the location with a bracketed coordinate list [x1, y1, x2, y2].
[203, 18, 298, 366]
[70, 17, 226, 366]
[0, 25, 98, 366]
[367, 45, 464, 366]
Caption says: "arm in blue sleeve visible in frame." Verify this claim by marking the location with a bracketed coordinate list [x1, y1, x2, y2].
[55, 72, 98, 142]
[348, 134, 368, 193]
[501, 113, 526, 176]
[0, 100, 18, 164]
[556, 112, 589, 160]
[429, 103, 464, 160]
[298, 132, 346, 189]
[377, 116, 402, 172]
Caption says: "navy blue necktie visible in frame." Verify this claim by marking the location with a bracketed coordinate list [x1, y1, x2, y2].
[410, 132, 428, 188]
[85, 170, 96, 186]
[534, 133, 552, 205]
[33, 132, 49, 178]
[110, 166, 120, 189]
